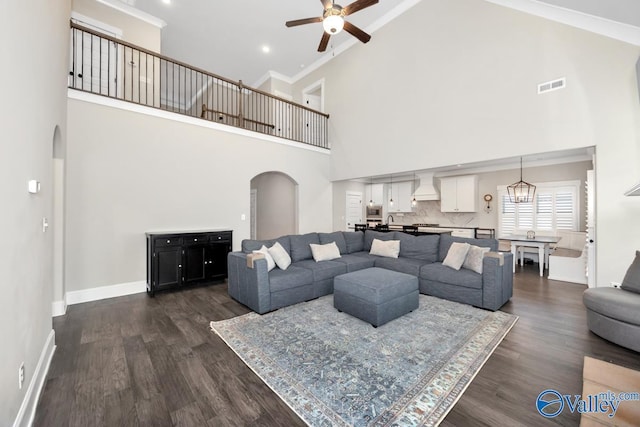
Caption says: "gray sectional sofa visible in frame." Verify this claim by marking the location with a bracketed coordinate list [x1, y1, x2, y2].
[227, 230, 513, 314]
[583, 250, 640, 352]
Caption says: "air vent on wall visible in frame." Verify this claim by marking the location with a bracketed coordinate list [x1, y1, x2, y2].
[538, 78, 566, 94]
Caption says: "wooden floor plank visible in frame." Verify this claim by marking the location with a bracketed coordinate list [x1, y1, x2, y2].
[34, 266, 640, 426]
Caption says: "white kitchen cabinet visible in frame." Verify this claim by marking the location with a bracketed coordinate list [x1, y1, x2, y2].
[388, 182, 414, 213]
[440, 175, 478, 212]
[365, 184, 385, 206]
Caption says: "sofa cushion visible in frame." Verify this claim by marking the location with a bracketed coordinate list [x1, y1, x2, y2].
[289, 233, 320, 262]
[319, 232, 348, 254]
[370, 239, 400, 258]
[268, 242, 292, 270]
[310, 242, 342, 262]
[420, 262, 483, 289]
[443, 242, 470, 270]
[438, 234, 498, 262]
[462, 245, 491, 274]
[333, 254, 376, 272]
[292, 260, 347, 282]
[268, 266, 314, 292]
[621, 250, 640, 294]
[343, 231, 365, 254]
[364, 230, 396, 251]
[242, 235, 291, 254]
[583, 287, 640, 326]
[374, 257, 428, 277]
[396, 232, 440, 262]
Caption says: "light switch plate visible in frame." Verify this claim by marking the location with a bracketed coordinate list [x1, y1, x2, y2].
[28, 180, 40, 194]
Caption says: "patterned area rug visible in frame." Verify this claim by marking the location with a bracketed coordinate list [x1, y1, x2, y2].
[210, 295, 517, 426]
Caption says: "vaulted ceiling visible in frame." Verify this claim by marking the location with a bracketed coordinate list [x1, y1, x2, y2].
[111, 0, 640, 86]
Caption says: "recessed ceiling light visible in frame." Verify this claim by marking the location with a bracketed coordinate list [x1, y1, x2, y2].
[162, 0, 170, 4]
[262, 45, 270, 54]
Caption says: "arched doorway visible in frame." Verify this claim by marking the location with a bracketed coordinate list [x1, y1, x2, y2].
[250, 172, 298, 240]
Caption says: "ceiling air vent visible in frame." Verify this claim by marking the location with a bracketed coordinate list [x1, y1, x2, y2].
[538, 78, 566, 94]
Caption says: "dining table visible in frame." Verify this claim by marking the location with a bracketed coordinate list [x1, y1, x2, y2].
[501, 234, 562, 277]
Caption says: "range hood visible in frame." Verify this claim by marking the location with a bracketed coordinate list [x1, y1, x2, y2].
[413, 173, 440, 201]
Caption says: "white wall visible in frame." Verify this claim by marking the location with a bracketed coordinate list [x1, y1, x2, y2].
[0, 0, 70, 424]
[293, 0, 640, 286]
[65, 98, 332, 292]
[251, 172, 298, 239]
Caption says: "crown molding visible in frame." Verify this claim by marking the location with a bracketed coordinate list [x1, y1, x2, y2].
[95, 0, 167, 28]
[264, 0, 639, 87]
[484, 0, 640, 46]
[251, 70, 295, 90]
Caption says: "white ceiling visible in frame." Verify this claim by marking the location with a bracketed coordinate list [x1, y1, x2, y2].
[116, 0, 640, 87]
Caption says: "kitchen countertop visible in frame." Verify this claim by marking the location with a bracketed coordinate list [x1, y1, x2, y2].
[386, 224, 479, 230]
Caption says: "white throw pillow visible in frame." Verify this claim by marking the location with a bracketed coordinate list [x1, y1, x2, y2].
[369, 238, 400, 258]
[252, 245, 275, 271]
[310, 242, 341, 262]
[462, 245, 490, 274]
[443, 242, 471, 270]
[268, 241, 291, 270]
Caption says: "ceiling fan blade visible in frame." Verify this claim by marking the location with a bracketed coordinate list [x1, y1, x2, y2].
[318, 32, 331, 52]
[344, 0, 378, 16]
[286, 17, 323, 27]
[321, 0, 333, 9]
[343, 21, 371, 44]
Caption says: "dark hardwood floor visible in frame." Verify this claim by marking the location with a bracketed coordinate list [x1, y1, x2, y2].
[34, 265, 640, 426]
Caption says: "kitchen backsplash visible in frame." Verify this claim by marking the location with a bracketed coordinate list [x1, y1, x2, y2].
[390, 200, 478, 227]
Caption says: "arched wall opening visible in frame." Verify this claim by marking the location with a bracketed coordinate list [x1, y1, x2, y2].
[250, 172, 298, 240]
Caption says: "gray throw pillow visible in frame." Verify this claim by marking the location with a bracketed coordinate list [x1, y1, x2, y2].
[621, 250, 640, 294]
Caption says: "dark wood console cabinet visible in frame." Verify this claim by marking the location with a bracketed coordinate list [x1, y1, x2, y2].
[146, 229, 232, 296]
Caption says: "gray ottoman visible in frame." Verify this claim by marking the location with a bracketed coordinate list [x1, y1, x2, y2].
[334, 267, 419, 327]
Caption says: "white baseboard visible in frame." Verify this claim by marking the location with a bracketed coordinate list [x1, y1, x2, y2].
[13, 330, 56, 427]
[548, 274, 588, 285]
[51, 300, 67, 317]
[65, 280, 147, 306]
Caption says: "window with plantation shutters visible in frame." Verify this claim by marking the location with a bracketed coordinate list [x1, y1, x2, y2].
[498, 181, 580, 237]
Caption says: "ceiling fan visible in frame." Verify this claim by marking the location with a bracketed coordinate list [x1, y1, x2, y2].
[286, 0, 379, 52]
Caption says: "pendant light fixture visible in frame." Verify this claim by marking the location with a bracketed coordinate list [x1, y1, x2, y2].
[369, 176, 374, 206]
[389, 174, 394, 206]
[411, 172, 417, 207]
[507, 157, 536, 203]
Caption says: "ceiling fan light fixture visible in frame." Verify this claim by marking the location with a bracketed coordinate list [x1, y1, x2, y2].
[323, 14, 344, 34]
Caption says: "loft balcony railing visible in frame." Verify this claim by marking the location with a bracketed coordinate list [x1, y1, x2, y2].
[68, 22, 330, 149]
